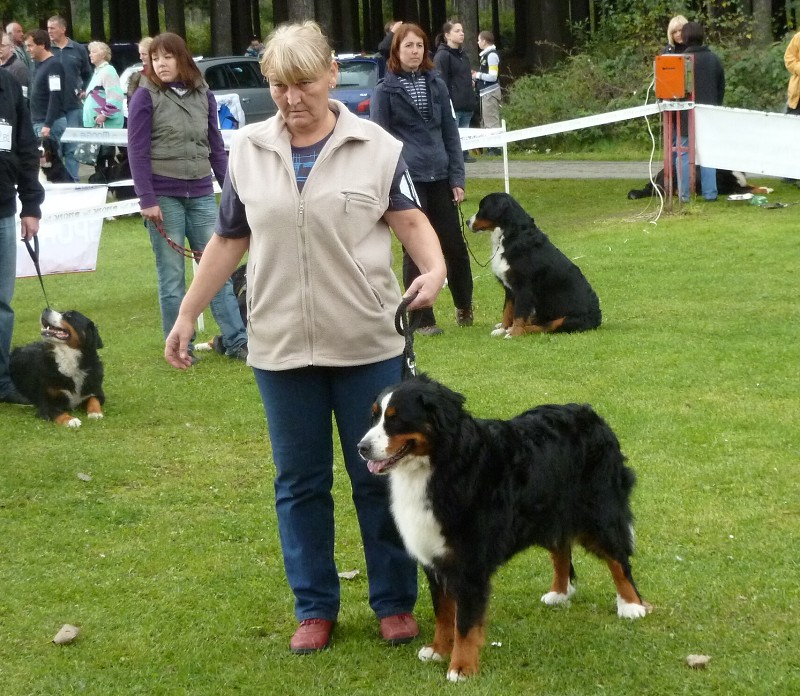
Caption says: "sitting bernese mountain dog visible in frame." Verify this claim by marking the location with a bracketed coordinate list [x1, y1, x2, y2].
[468, 192, 601, 337]
[10, 308, 105, 428]
[38, 137, 73, 184]
[627, 167, 759, 199]
[358, 375, 648, 682]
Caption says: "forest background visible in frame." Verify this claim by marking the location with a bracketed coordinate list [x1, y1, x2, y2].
[1, 0, 798, 151]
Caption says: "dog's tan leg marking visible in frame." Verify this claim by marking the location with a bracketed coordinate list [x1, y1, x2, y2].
[447, 624, 485, 682]
[524, 317, 566, 334]
[507, 317, 527, 337]
[606, 559, 640, 605]
[549, 549, 572, 595]
[501, 298, 514, 328]
[54, 412, 78, 427]
[85, 396, 103, 418]
[430, 593, 456, 657]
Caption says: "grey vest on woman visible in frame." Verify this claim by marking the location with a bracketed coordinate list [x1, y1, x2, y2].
[143, 79, 213, 181]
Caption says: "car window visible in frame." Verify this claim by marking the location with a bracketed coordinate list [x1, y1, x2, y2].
[228, 61, 266, 89]
[336, 62, 378, 88]
[204, 65, 229, 90]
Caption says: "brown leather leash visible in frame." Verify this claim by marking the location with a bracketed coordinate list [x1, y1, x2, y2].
[155, 219, 203, 261]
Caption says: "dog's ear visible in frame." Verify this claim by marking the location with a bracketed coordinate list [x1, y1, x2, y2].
[419, 379, 466, 434]
[87, 322, 104, 350]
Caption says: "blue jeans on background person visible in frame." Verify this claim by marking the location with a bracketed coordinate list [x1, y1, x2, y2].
[254, 357, 418, 623]
[62, 108, 83, 182]
[676, 135, 717, 201]
[455, 109, 473, 160]
[145, 194, 247, 354]
[32, 117, 68, 158]
[0, 216, 19, 396]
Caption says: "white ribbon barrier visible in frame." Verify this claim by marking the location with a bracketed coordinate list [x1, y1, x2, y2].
[694, 105, 800, 179]
[15, 184, 113, 278]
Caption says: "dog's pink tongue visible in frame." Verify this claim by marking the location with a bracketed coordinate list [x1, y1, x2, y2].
[367, 459, 389, 474]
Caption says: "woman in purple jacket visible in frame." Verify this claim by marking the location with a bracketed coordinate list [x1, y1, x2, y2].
[128, 32, 247, 361]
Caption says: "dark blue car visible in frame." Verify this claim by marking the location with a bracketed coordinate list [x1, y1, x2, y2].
[331, 54, 386, 118]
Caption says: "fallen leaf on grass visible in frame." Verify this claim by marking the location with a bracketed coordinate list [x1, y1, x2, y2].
[52, 624, 80, 645]
[77, 472, 92, 482]
[338, 569, 360, 580]
[686, 654, 711, 669]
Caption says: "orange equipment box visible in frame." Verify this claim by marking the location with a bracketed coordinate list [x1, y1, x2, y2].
[654, 55, 693, 99]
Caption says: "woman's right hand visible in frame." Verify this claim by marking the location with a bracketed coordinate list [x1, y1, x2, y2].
[140, 205, 163, 224]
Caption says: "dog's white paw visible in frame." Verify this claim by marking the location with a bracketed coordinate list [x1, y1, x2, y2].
[616, 596, 647, 619]
[66, 417, 82, 428]
[491, 327, 508, 337]
[541, 583, 576, 606]
[194, 342, 213, 352]
[418, 645, 443, 662]
[87, 412, 104, 420]
[447, 669, 468, 683]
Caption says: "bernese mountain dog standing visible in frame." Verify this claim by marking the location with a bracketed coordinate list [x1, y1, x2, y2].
[468, 193, 601, 337]
[10, 309, 105, 428]
[358, 375, 647, 682]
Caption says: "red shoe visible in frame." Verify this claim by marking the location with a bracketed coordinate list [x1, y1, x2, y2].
[379, 613, 419, 645]
[290, 618, 334, 654]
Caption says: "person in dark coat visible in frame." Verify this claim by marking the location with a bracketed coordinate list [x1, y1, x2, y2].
[371, 23, 473, 334]
[678, 21, 725, 201]
[433, 19, 476, 163]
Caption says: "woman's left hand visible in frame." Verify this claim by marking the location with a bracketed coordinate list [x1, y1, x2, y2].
[452, 187, 465, 204]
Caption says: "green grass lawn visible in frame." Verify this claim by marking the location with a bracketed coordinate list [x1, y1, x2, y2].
[1, 178, 799, 694]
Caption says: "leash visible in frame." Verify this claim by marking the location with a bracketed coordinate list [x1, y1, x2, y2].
[155, 220, 203, 261]
[23, 236, 52, 308]
[457, 203, 498, 268]
[394, 293, 421, 379]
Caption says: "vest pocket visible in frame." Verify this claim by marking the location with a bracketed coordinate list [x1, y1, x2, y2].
[342, 190, 379, 213]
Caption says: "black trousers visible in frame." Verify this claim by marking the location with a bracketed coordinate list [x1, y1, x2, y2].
[403, 179, 473, 328]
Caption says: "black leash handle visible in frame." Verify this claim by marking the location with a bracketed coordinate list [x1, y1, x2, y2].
[24, 236, 51, 308]
[395, 293, 420, 379]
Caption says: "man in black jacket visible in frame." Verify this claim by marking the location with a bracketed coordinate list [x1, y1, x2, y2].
[24, 30, 67, 150]
[0, 68, 44, 405]
[679, 21, 725, 201]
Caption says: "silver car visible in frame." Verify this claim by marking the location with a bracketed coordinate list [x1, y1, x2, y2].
[121, 55, 277, 125]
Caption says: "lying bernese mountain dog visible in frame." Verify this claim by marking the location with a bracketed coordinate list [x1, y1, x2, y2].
[627, 167, 763, 199]
[10, 309, 105, 428]
[38, 137, 73, 184]
[358, 375, 648, 681]
[468, 192, 601, 337]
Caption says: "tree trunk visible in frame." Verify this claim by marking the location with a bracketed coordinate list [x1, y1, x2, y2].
[90, 0, 105, 40]
[252, 0, 262, 40]
[431, 0, 447, 41]
[110, 0, 142, 42]
[232, 0, 251, 52]
[456, 0, 480, 67]
[752, 0, 773, 46]
[317, 0, 336, 40]
[288, 0, 315, 21]
[211, 0, 233, 55]
[273, 0, 289, 26]
[491, 0, 500, 49]
[164, 0, 186, 37]
[145, 0, 160, 37]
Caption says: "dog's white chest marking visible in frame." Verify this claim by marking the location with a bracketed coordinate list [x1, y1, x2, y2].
[490, 228, 511, 289]
[389, 462, 449, 567]
[53, 344, 88, 407]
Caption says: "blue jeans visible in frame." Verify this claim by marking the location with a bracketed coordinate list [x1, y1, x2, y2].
[0, 216, 17, 395]
[33, 117, 68, 158]
[62, 108, 83, 182]
[254, 358, 418, 622]
[145, 195, 247, 353]
[455, 110, 473, 155]
[676, 135, 717, 201]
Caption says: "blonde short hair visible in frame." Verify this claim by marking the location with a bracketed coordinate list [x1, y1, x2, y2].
[88, 41, 112, 62]
[667, 15, 688, 47]
[138, 36, 153, 53]
[261, 20, 333, 84]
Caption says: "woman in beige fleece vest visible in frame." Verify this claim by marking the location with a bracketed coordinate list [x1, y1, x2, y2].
[163, 21, 446, 654]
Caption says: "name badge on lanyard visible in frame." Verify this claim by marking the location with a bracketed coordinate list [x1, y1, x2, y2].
[0, 118, 12, 152]
[49, 74, 62, 91]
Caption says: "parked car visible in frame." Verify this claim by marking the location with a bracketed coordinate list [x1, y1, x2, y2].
[331, 54, 385, 118]
[120, 55, 277, 125]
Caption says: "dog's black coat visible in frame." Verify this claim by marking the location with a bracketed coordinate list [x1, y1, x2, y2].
[38, 137, 72, 183]
[627, 167, 752, 199]
[358, 375, 645, 679]
[469, 192, 601, 335]
[10, 309, 105, 425]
